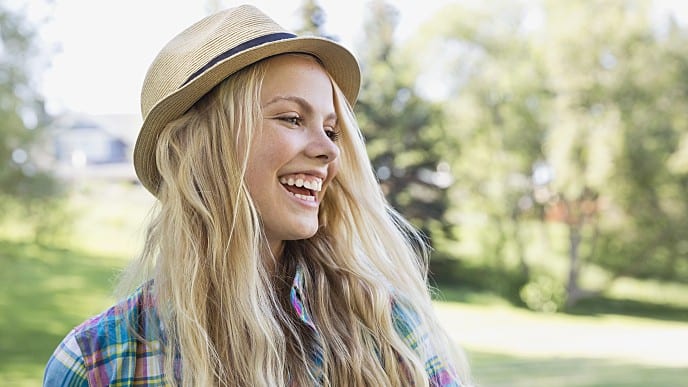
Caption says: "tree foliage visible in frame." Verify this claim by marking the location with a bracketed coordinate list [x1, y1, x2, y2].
[592, 8, 688, 282]
[1, 3, 62, 240]
[354, 0, 456, 241]
[412, 0, 688, 307]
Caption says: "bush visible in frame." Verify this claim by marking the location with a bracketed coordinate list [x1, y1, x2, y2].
[429, 254, 529, 305]
[519, 275, 566, 313]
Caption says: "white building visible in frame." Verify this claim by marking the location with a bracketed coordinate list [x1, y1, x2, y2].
[49, 113, 140, 183]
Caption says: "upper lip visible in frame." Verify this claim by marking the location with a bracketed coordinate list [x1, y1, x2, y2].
[279, 169, 327, 181]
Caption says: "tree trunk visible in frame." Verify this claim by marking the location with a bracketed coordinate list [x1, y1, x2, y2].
[565, 222, 583, 307]
[511, 212, 530, 280]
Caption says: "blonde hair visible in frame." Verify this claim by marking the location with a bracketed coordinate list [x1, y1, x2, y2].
[120, 55, 471, 386]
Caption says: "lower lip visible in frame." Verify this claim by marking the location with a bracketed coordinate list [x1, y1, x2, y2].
[281, 184, 319, 208]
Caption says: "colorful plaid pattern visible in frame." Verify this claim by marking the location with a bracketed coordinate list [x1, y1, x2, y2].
[44, 283, 170, 386]
[391, 300, 461, 386]
[45, 267, 461, 386]
[290, 267, 326, 383]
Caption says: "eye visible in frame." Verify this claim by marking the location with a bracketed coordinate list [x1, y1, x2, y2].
[325, 127, 341, 142]
[278, 115, 303, 126]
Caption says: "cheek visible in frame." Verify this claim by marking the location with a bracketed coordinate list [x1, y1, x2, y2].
[245, 130, 294, 190]
[247, 131, 277, 170]
[321, 160, 339, 195]
[245, 145, 273, 194]
[253, 126, 293, 161]
[328, 159, 339, 180]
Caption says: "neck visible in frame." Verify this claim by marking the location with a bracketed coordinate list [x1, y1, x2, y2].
[263, 239, 284, 274]
[269, 239, 284, 259]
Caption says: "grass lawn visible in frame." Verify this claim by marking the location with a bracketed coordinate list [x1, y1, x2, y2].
[0, 240, 125, 387]
[466, 351, 688, 387]
[434, 301, 688, 386]
[1, 183, 148, 386]
[1, 182, 687, 386]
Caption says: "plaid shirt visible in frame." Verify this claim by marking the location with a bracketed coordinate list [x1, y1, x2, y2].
[44, 267, 461, 386]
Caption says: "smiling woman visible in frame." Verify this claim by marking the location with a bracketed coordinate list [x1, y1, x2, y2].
[247, 54, 341, 255]
[43, 5, 472, 386]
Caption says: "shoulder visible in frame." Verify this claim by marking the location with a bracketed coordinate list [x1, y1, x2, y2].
[43, 330, 89, 386]
[71, 284, 156, 356]
[44, 283, 161, 386]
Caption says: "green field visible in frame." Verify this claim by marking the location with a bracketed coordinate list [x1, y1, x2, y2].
[1, 182, 687, 386]
[437, 302, 688, 386]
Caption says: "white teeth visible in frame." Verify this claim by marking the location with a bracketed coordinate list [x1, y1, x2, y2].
[294, 193, 315, 202]
[279, 175, 323, 192]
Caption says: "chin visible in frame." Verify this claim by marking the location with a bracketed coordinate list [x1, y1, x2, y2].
[268, 220, 320, 244]
[296, 230, 319, 241]
[291, 225, 319, 241]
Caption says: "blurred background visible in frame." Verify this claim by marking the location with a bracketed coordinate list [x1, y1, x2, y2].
[2, 0, 688, 385]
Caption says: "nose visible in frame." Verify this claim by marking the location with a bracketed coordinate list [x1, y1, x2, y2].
[306, 127, 340, 163]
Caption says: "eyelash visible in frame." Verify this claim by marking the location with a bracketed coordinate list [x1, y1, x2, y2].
[326, 129, 341, 142]
[278, 115, 341, 142]
[280, 116, 303, 126]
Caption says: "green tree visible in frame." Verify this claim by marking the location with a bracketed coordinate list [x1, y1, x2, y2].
[414, 0, 688, 308]
[535, 0, 688, 301]
[590, 4, 688, 284]
[355, 0, 456, 244]
[406, 1, 547, 301]
[1, 4, 62, 241]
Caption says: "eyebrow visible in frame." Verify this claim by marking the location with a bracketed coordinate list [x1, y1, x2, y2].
[263, 95, 338, 123]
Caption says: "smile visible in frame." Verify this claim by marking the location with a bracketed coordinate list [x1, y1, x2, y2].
[279, 174, 323, 203]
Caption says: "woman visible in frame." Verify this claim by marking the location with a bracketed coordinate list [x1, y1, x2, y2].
[44, 5, 471, 386]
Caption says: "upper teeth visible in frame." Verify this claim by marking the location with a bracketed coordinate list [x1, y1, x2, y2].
[280, 176, 323, 192]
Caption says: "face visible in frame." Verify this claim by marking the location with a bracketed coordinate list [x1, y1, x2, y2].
[245, 54, 340, 256]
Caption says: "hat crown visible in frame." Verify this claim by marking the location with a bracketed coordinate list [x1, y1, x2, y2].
[140, 5, 287, 118]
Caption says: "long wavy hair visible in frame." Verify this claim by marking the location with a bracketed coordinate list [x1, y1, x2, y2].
[119, 54, 471, 386]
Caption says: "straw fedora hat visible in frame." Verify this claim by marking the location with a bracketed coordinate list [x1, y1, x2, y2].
[133, 4, 361, 195]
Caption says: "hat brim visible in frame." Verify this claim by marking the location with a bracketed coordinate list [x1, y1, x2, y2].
[134, 36, 360, 195]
